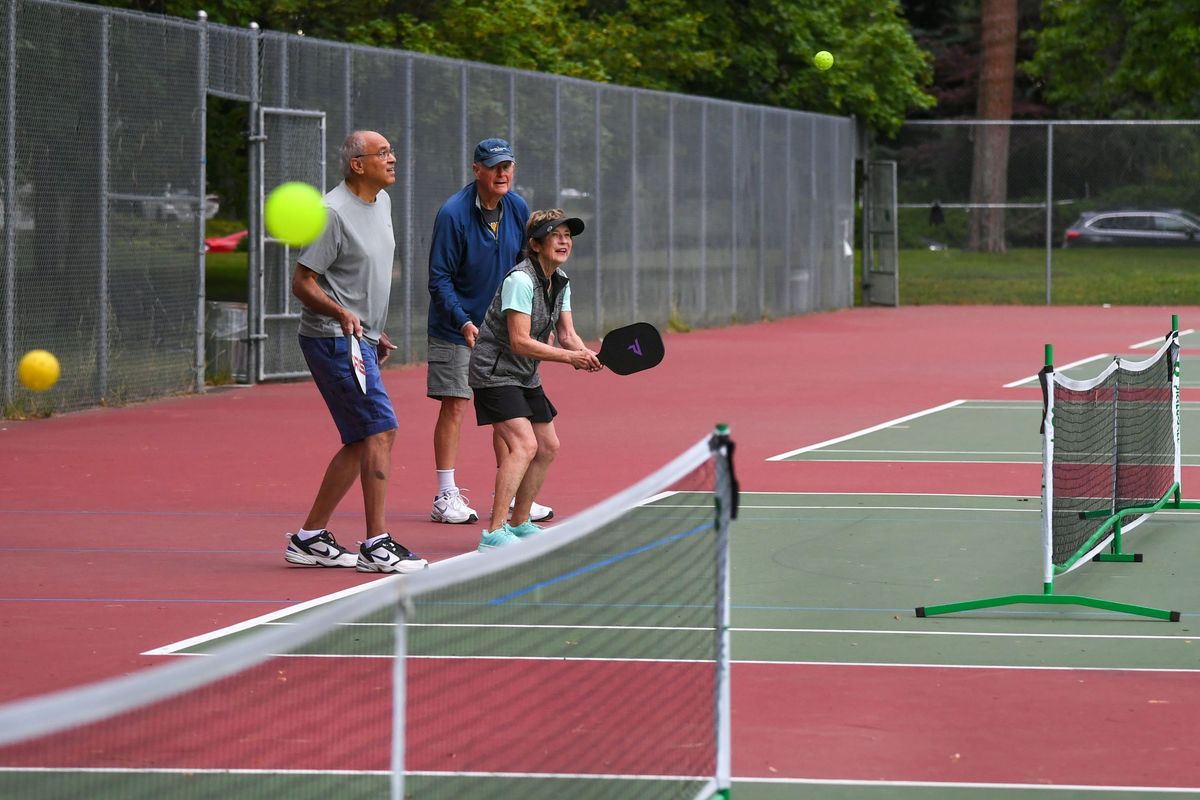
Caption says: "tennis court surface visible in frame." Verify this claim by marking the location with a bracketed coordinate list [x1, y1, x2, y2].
[4, 305, 1200, 798]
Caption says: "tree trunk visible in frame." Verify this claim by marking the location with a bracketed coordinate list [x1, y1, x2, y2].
[968, 0, 1017, 253]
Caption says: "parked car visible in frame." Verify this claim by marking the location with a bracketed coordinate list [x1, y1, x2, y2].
[1063, 209, 1200, 248]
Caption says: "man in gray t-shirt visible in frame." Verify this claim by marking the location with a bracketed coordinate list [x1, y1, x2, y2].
[283, 129, 426, 576]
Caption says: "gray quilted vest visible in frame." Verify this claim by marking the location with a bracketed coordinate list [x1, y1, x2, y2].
[468, 257, 569, 389]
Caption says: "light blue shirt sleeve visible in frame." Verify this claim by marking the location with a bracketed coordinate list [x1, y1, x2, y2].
[501, 272, 535, 314]
[501, 271, 572, 314]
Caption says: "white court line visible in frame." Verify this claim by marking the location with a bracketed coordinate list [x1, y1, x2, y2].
[1131, 328, 1194, 349]
[735, 627, 1194, 642]
[735, 776, 1200, 794]
[142, 549, 481, 656]
[1003, 352, 1111, 388]
[739, 659, 1200, 674]
[1, 767, 1192, 793]
[767, 400, 965, 461]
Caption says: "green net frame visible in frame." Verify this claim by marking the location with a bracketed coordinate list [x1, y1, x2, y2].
[918, 317, 1195, 622]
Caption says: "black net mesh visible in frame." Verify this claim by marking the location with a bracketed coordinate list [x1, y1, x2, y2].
[0, 435, 729, 800]
[401, 455, 719, 799]
[1048, 335, 1177, 568]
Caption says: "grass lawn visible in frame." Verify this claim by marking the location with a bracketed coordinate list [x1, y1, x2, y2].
[206, 252, 249, 302]
[889, 246, 1200, 305]
[211, 246, 1200, 307]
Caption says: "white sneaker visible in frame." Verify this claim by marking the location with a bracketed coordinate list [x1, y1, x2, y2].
[357, 534, 428, 574]
[431, 488, 479, 524]
[284, 530, 358, 568]
[509, 497, 554, 522]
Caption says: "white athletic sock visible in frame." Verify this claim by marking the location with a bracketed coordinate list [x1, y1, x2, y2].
[297, 527, 325, 542]
[365, 533, 390, 547]
[436, 469, 456, 494]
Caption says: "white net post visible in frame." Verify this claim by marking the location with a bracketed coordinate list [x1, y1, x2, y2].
[1040, 352, 1056, 590]
[711, 426, 735, 797]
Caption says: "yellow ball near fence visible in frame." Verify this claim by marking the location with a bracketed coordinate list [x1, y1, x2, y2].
[813, 50, 834, 71]
[18, 349, 60, 392]
[264, 182, 327, 246]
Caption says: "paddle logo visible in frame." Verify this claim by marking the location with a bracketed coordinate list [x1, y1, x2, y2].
[627, 339, 642, 357]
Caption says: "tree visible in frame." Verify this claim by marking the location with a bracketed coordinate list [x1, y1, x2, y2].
[91, 0, 935, 135]
[969, 0, 1017, 253]
[1025, 0, 1200, 119]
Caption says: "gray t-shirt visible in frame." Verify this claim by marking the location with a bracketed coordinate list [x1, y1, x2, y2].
[296, 181, 395, 343]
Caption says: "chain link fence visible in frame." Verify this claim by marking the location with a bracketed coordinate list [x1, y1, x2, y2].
[874, 120, 1200, 303]
[2, 0, 857, 415]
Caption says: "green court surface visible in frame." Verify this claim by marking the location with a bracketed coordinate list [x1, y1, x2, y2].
[773, 399, 1200, 465]
[731, 492, 1200, 671]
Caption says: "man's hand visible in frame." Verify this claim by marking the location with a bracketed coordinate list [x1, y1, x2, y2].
[339, 311, 363, 339]
[377, 332, 398, 365]
[462, 321, 479, 348]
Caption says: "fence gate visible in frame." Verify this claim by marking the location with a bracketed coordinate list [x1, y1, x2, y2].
[251, 107, 326, 381]
[862, 160, 898, 307]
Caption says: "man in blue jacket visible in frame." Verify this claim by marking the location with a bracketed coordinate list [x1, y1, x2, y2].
[426, 138, 553, 525]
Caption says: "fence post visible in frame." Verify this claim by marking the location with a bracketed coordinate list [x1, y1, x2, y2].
[98, 13, 110, 400]
[1045, 122, 1054, 305]
[3, 0, 14, 405]
[195, 10, 209, 392]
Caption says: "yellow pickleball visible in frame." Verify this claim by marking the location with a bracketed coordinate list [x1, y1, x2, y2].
[264, 182, 327, 246]
[18, 349, 60, 392]
[814, 50, 834, 71]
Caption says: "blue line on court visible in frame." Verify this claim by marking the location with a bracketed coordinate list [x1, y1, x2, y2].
[487, 522, 714, 606]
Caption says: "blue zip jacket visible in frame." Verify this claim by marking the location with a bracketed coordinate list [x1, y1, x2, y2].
[426, 182, 530, 345]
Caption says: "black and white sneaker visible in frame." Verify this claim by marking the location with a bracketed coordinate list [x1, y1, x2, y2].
[357, 534, 428, 574]
[284, 530, 358, 568]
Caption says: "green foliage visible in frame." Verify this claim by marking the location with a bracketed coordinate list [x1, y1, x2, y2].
[1026, 0, 1200, 118]
[681, 0, 934, 135]
[89, 0, 934, 134]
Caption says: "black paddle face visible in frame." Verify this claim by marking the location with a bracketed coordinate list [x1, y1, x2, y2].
[597, 322, 664, 375]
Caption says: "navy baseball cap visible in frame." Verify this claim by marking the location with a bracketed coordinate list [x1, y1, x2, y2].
[529, 216, 585, 240]
[473, 138, 514, 167]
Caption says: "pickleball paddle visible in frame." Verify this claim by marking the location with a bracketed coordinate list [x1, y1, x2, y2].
[348, 334, 367, 394]
[597, 322, 664, 375]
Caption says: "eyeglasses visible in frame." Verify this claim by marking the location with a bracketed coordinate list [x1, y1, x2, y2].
[353, 148, 395, 160]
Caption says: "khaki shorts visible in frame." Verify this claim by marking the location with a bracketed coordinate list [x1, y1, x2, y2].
[426, 336, 472, 399]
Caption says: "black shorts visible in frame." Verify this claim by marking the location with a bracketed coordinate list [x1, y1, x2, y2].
[473, 384, 558, 426]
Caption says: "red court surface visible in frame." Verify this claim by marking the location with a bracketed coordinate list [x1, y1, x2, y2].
[3, 304, 1199, 791]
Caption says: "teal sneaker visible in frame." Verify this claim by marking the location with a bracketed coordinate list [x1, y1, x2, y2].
[506, 520, 543, 539]
[478, 526, 520, 552]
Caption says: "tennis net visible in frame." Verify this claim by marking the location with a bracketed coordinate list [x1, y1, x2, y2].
[918, 321, 1193, 621]
[0, 427, 737, 799]
[1044, 331, 1179, 573]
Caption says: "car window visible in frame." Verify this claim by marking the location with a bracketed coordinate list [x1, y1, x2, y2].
[1093, 215, 1150, 231]
[1155, 215, 1195, 233]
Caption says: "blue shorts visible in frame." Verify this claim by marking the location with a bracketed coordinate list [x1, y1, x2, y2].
[299, 334, 398, 445]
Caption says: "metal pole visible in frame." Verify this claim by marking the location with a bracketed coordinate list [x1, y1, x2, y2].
[630, 92, 638, 321]
[1045, 122, 1054, 305]
[758, 111, 765, 317]
[553, 81, 561, 205]
[342, 48, 350, 140]
[593, 87, 602, 333]
[699, 102, 708, 318]
[784, 115, 793, 313]
[97, 17, 110, 400]
[402, 57, 414, 361]
[460, 66, 468, 185]
[667, 97, 675, 317]
[195, 10, 209, 393]
[98, 14, 110, 399]
[730, 108, 738, 317]
[246, 22, 261, 383]
[1, 0, 13, 404]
